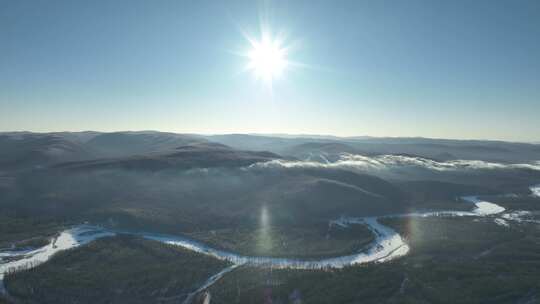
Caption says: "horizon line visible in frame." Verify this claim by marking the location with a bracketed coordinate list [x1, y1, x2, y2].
[1, 129, 538, 144]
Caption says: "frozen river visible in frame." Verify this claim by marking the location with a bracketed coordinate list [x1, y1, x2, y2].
[0, 194, 512, 279]
[2, 189, 538, 301]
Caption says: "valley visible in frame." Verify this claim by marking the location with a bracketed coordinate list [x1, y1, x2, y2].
[1, 132, 539, 303]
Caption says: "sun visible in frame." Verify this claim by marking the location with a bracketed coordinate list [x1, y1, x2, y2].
[246, 34, 288, 82]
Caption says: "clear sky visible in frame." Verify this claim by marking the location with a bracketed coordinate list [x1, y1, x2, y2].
[1, 0, 539, 141]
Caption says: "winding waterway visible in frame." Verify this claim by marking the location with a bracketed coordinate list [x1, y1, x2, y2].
[1, 185, 539, 300]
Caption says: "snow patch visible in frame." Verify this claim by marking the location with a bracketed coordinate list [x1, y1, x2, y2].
[501, 210, 540, 224]
[531, 185, 540, 198]
[461, 196, 506, 215]
[494, 218, 509, 227]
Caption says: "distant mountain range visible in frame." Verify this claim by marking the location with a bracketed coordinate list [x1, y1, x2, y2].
[1, 131, 539, 172]
[0, 130, 538, 250]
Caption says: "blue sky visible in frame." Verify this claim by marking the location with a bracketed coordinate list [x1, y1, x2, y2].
[1, 0, 539, 141]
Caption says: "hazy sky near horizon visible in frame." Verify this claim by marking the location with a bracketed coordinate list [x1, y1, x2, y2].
[1, 0, 539, 141]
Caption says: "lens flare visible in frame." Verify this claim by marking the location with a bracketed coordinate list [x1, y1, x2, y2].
[256, 205, 273, 253]
[247, 33, 288, 83]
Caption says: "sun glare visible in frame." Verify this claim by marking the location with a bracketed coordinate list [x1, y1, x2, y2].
[247, 34, 288, 82]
